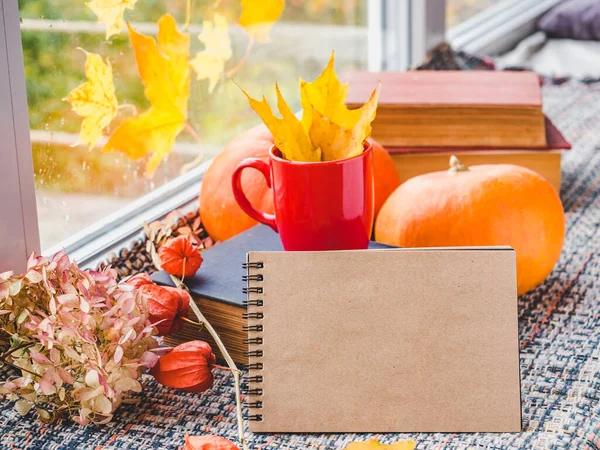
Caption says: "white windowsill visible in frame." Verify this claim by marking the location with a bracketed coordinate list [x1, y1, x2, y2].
[43, 159, 212, 269]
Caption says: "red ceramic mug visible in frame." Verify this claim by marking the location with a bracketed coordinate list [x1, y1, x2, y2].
[231, 141, 374, 251]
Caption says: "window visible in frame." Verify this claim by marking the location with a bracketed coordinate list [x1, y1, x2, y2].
[446, 0, 505, 28]
[446, 0, 562, 55]
[18, 0, 368, 252]
[2, 0, 555, 272]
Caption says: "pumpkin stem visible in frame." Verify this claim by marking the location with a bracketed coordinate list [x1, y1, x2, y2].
[449, 155, 469, 173]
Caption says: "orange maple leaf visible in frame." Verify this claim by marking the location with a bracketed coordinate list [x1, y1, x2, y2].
[103, 14, 190, 176]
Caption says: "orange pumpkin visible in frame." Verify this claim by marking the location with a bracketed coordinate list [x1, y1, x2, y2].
[371, 139, 402, 215]
[200, 125, 401, 242]
[375, 156, 565, 296]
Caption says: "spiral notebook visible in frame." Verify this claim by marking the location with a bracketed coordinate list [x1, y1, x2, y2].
[243, 249, 521, 433]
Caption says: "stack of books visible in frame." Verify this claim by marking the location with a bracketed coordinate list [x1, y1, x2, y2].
[346, 70, 570, 191]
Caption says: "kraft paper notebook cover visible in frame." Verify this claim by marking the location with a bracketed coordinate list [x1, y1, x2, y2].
[244, 249, 521, 433]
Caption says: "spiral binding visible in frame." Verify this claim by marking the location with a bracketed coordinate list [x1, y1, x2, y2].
[244, 401, 263, 408]
[243, 258, 264, 422]
[243, 299, 263, 307]
[242, 274, 263, 282]
[243, 287, 263, 294]
[242, 312, 263, 319]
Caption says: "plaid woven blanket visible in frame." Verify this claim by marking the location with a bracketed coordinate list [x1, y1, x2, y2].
[2, 60, 600, 449]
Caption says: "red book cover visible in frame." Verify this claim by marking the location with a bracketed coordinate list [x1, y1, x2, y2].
[384, 116, 570, 154]
[346, 70, 543, 107]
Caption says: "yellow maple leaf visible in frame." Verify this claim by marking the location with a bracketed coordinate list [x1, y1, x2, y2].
[309, 84, 378, 161]
[238, 0, 285, 42]
[63, 49, 118, 150]
[308, 109, 356, 161]
[344, 439, 417, 450]
[303, 70, 379, 161]
[239, 83, 320, 162]
[103, 14, 190, 176]
[300, 51, 379, 160]
[87, 0, 138, 39]
[190, 13, 232, 93]
[300, 51, 362, 131]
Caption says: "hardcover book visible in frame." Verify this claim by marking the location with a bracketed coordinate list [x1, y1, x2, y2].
[346, 70, 547, 148]
[386, 116, 570, 192]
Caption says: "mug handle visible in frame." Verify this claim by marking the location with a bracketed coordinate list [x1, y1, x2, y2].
[232, 158, 278, 232]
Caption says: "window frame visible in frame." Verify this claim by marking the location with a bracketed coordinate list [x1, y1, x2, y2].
[447, 0, 562, 55]
[2, 0, 557, 270]
[0, 0, 40, 273]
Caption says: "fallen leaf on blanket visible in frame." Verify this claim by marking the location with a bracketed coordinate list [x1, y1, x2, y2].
[343, 439, 417, 450]
[184, 434, 240, 450]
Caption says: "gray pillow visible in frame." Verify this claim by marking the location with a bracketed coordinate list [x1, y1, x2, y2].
[538, 0, 600, 41]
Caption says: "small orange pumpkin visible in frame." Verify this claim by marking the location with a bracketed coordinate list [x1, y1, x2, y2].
[371, 139, 402, 216]
[375, 156, 565, 295]
[200, 125, 401, 242]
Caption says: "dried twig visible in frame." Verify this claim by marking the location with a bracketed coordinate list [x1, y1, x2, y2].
[148, 237, 248, 450]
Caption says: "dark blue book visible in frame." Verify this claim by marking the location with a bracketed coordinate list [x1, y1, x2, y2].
[152, 225, 396, 363]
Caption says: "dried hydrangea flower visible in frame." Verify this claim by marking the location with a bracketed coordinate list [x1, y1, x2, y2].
[0, 251, 159, 425]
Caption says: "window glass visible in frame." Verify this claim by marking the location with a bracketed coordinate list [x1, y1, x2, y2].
[446, 0, 505, 28]
[18, 0, 367, 250]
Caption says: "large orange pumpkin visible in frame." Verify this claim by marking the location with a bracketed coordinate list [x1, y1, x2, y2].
[200, 125, 401, 242]
[375, 156, 565, 296]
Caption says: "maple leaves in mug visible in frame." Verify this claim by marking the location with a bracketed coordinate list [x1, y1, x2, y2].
[64, 1, 284, 176]
[239, 53, 380, 162]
